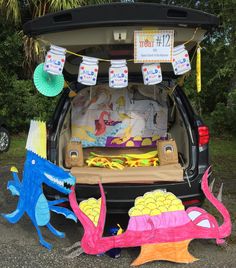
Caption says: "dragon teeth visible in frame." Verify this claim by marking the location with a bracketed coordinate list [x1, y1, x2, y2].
[64, 179, 74, 186]
[44, 173, 64, 187]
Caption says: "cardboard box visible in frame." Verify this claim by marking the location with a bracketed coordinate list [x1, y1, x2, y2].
[65, 141, 84, 168]
[157, 139, 178, 165]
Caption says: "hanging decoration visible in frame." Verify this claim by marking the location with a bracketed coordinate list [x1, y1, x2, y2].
[33, 63, 64, 97]
[78, 56, 99, 86]
[196, 45, 202, 93]
[134, 30, 174, 63]
[44, 45, 66, 75]
[67, 167, 231, 265]
[142, 63, 162, 85]
[32, 28, 203, 96]
[109, 60, 128, 88]
[172, 44, 191, 75]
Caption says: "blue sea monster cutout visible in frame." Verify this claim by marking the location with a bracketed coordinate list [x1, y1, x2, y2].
[2, 120, 77, 250]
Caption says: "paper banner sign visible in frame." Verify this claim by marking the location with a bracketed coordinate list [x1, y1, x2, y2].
[78, 56, 99, 86]
[44, 45, 66, 75]
[172, 45, 191, 75]
[134, 30, 174, 63]
[142, 63, 162, 85]
[109, 60, 128, 88]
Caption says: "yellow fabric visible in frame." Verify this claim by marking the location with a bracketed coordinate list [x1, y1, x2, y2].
[196, 46, 201, 93]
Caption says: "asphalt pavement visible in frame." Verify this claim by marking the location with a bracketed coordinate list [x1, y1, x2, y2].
[0, 162, 235, 268]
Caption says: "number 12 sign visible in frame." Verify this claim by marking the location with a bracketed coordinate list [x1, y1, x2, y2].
[134, 30, 174, 63]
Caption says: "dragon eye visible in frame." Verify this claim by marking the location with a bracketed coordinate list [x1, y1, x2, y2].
[32, 160, 36, 165]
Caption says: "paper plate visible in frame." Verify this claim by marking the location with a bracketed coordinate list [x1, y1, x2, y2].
[33, 63, 64, 97]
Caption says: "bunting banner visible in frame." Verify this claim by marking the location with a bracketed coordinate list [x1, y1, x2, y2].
[34, 28, 202, 96]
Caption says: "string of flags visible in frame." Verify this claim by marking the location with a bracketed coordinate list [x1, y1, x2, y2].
[33, 34, 200, 97]
[42, 43, 191, 86]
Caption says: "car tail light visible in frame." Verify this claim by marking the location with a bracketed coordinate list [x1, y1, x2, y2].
[198, 125, 210, 146]
[183, 199, 201, 206]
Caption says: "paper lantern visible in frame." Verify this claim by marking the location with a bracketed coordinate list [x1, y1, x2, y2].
[142, 63, 162, 85]
[78, 56, 99, 86]
[44, 45, 66, 75]
[109, 60, 128, 88]
[172, 45, 191, 75]
[33, 63, 64, 97]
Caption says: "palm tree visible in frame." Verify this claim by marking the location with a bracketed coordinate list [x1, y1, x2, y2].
[0, 0, 111, 75]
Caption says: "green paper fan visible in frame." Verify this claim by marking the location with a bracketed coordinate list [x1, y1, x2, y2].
[33, 63, 64, 97]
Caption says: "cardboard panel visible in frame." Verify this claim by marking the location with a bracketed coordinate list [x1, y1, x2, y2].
[72, 164, 183, 184]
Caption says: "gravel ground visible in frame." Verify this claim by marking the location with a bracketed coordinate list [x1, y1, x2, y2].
[0, 161, 235, 268]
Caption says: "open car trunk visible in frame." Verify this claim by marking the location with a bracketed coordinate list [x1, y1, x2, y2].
[23, 3, 218, 186]
[23, 2, 218, 82]
[57, 82, 190, 184]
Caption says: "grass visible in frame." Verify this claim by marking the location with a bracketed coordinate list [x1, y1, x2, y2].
[0, 134, 26, 165]
[210, 137, 236, 180]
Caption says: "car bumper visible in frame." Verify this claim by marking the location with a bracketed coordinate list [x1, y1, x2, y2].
[44, 174, 205, 213]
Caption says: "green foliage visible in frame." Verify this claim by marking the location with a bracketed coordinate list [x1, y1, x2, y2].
[0, 134, 26, 164]
[226, 89, 236, 134]
[206, 103, 230, 137]
[0, 20, 23, 76]
[0, 74, 58, 132]
[0, 18, 58, 132]
[203, 89, 236, 137]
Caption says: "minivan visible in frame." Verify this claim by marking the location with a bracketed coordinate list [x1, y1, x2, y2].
[23, 2, 218, 213]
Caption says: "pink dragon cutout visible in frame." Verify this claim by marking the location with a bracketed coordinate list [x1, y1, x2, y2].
[67, 167, 231, 265]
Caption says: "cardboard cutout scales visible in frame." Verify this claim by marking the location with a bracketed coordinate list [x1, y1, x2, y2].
[68, 167, 231, 265]
[2, 120, 76, 250]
